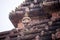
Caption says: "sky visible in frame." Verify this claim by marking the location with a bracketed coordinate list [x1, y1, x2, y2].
[0, 0, 25, 32]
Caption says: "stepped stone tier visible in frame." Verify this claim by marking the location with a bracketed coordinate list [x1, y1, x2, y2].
[0, 0, 60, 40]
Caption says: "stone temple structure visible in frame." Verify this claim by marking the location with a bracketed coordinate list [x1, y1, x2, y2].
[0, 0, 60, 40]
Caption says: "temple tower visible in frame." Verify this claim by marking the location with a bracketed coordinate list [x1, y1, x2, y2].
[0, 0, 60, 40]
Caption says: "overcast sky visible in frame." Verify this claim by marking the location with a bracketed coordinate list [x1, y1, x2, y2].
[0, 0, 25, 32]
